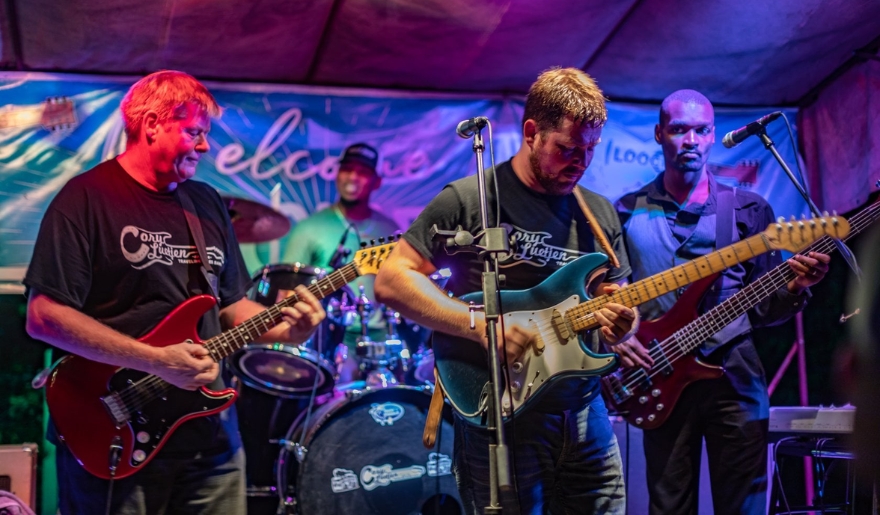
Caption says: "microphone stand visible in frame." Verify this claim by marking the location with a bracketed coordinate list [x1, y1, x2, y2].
[439, 123, 516, 513]
[756, 128, 862, 280]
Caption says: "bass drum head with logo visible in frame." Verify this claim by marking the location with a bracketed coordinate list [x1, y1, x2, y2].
[293, 386, 462, 515]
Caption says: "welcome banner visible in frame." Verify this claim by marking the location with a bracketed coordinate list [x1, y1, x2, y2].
[0, 72, 806, 277]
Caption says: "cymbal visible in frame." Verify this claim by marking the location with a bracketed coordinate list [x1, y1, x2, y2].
[221, 196, 291, 243]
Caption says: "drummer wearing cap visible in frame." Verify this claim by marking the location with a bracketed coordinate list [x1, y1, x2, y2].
[282, 143, 400, 382]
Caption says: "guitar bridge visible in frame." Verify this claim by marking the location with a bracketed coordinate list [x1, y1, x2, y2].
[100, 392, 131, 427]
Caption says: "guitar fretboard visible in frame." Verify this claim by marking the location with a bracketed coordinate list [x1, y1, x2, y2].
[565, 231, 778, 332]
[0, 106, 43, 129]
[669, 201, 880, 356]
[203, 260, 361, 361]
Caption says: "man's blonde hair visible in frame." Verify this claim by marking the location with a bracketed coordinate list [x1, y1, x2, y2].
[121, 70, 220, 139]
[523, 67, 607, 132]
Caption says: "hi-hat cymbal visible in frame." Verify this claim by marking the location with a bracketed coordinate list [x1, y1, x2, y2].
[221, 196, 291, 243]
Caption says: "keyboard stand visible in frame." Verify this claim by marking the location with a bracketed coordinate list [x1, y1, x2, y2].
[769, 436, 855, 514]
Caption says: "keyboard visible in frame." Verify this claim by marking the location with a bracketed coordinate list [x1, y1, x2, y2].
[769, 405, 855, 434]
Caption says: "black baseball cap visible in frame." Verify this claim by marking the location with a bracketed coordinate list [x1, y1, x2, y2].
[339, 143, 379, 174]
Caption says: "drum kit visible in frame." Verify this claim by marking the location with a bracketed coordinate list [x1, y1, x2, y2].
[222, 196, 461, 515]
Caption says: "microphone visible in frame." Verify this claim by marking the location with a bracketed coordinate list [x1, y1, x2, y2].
[456, 116, 489, 139]
[327, 224, 353, 270]
[722, 111, 782, 148]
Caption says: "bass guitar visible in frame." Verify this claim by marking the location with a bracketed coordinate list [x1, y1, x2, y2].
[434, 216, 850, 427]
[45, 240, 396, 479]
[602, 204, 879, 430]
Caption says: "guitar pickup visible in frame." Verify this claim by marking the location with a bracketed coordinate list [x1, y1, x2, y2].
[551, 308, 572, 341]
[647, 339, 674, 377]
[100, 392, 131, 427]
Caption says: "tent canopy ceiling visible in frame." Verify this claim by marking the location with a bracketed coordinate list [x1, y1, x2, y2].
[4, 0, 880, 105]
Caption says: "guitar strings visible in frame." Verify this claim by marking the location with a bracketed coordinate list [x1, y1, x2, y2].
[609, 203, 879, 398]
[566, 232, 782, 330]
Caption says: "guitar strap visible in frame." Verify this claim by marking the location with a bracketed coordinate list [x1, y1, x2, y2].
[573, 187, 621, 269]
[715, 185, 736, 250]
[713, 185, 736, 300]
[178, 186, 220, 303]
[422, 368, 446, 449]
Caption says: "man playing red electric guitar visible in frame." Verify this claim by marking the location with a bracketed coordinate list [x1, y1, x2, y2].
[24, 70, 325, 515]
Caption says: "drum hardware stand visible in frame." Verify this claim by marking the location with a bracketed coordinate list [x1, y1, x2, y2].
[434, 116, 518, 514]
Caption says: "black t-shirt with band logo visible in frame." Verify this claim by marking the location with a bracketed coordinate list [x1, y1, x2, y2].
[24, 158, 251, 455]
[404, 159, 632, 411]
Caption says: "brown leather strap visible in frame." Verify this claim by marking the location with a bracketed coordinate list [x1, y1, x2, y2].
[422, 369, 445, 449]
[573, 187, 621, 269]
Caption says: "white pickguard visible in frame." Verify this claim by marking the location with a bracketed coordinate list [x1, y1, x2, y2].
[500, 295, 615, 416]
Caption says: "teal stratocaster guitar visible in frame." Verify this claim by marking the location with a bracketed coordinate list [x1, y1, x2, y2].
[433, 215, 850, 426]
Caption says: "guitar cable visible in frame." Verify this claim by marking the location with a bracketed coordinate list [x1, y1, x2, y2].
[105, 436, 123, 515]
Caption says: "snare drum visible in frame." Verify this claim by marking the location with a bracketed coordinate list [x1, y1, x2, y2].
[278, 386, 462, 515]
[230, 343, 336, 398]
[232, 263, 343, 398]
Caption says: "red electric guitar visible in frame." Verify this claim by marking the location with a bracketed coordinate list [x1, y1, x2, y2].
[45, 240, 396, 479]
[602, 203, 880, 430]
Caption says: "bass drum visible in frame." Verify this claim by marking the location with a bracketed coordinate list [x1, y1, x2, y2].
[283, 386, 462, 515]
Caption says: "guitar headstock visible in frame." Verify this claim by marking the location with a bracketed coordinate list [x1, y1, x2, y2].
[352, 235, 400, 276]
[40, 97, 77, 131]
[764, 214, 850, 252]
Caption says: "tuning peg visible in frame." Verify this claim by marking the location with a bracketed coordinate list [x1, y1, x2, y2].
[378, 237, 385, 243]
[360, 242, 367, 248]
[822, 211, 829, 217]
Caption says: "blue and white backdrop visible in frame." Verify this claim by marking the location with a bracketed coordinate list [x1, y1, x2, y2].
[0, 72, 807, 278]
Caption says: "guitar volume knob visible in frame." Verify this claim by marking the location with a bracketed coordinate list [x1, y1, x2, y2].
[652, 389, 661, 397]
[511, 362, 523, 373]
[511, 381, 522, 393]
[656, 404, 664, 411]
[132, 450, 147, 462]
[638, 396, 648, 404]
[635, 417, 643, 425]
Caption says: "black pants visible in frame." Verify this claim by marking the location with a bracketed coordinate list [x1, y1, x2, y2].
[643, 343, 769, 515]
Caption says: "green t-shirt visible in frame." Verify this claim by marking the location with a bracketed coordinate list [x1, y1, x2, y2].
[282, 205, 400, 344]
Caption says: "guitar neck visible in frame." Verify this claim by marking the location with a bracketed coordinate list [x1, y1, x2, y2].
[566, 231, 778, 332]
[203, 260, 361, 360]
[0, 105, 43, 130]
[671, 200, 880, 354]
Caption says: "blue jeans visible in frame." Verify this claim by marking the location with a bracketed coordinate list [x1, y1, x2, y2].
[56, 443, 245, 515]
[454, 394, 625, 514]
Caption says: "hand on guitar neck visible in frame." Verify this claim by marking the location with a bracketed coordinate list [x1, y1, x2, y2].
[786, 251, 831, 294]
[593, 283, 640, 346]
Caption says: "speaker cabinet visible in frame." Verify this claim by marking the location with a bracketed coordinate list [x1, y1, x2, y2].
[0, 443, 38, 509]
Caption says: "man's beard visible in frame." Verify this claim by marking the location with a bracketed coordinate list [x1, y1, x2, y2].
[529, 152, 578, 196]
